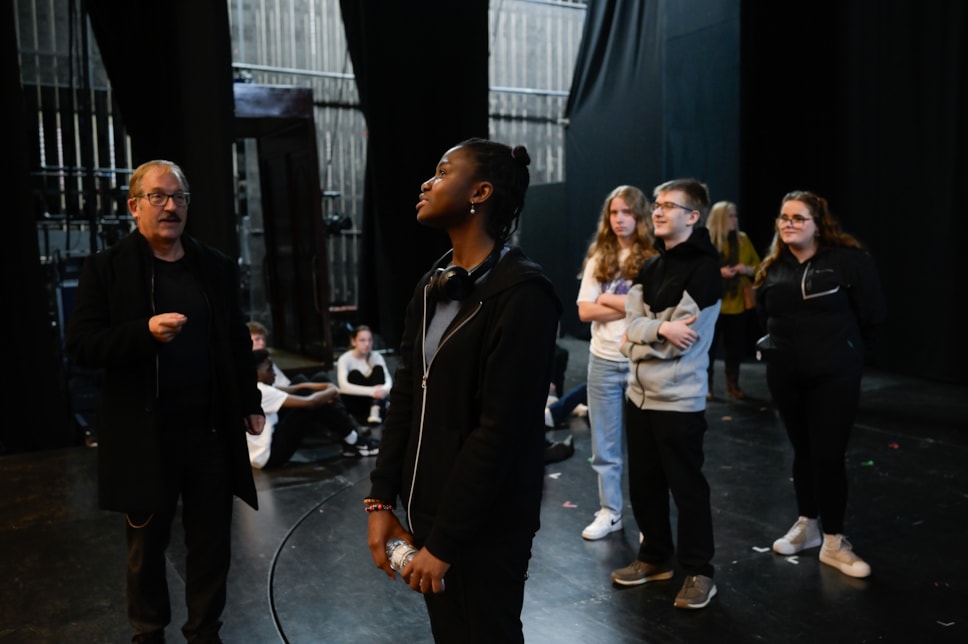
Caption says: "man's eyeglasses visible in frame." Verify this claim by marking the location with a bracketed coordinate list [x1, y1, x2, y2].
[776, 214, 812, 228]
[136, 192, 191, 207]
[652, 201, 694, 213]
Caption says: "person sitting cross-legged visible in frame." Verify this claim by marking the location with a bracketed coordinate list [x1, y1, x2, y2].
[336, 324, 392, 425]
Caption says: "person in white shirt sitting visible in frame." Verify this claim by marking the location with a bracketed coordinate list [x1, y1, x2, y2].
[336, 324, 392, 425]
[248, 349, 379, 468]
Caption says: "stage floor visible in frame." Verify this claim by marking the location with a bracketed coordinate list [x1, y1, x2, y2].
[2, 336, 966, 643]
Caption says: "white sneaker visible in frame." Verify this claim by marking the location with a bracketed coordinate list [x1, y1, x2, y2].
[366, 404, 382, 425]
[582, 509, 622, 540]
[573, 403, 588, 417]
[773, 516, 821, 555]
[820, 534, 871, 578]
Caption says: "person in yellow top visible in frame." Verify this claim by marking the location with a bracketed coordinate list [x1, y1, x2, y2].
[705, 201, 761, 399]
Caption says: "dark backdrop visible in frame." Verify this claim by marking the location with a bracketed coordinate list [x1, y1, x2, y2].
[2, 0, 70, 452]
[739, 1, 965, 383]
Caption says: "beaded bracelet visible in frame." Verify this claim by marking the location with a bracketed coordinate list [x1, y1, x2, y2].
[364, 503, 395, 513]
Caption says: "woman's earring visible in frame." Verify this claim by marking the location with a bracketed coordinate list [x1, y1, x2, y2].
[470, 202, 476, 215]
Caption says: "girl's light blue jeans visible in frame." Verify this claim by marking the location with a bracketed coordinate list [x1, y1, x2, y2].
[586, 353, 629, 515]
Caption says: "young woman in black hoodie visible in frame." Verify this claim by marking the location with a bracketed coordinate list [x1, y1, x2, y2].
[365, 138, 562, 642]
[757, 190, 885, 578]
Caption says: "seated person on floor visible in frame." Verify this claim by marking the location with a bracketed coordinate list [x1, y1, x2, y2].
[248, 349, 379, 468]
[546, 381, 589, 428]
[543, 382, 587, 464]
[336, 324, 392, 425]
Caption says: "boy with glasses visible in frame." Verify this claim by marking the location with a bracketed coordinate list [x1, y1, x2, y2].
[611, 178, 722, 609]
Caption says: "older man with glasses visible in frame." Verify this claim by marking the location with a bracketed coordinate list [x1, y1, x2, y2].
[66, 159, 263, 643]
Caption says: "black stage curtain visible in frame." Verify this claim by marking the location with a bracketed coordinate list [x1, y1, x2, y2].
[86, 0, 239, 256]
[740, 1, 966, 383]
[339, 0, 489, 350]
[2, 0, 72, 452]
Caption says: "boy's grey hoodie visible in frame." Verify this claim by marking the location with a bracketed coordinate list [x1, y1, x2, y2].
[622, 226, 723, 412]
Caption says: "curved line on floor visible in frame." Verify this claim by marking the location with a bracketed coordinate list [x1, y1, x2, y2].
[266, 476, 364, 643]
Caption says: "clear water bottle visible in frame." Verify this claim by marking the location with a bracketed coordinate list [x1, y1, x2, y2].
[386, 537, 418, 573]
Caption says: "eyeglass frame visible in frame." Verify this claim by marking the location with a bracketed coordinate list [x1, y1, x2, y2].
[134, 192, 191, 207]
[651, 200, 695, 213]
[775, 214, 812, 228]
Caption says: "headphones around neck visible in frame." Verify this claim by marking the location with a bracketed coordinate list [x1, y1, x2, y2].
[429, 247, 501, 301]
